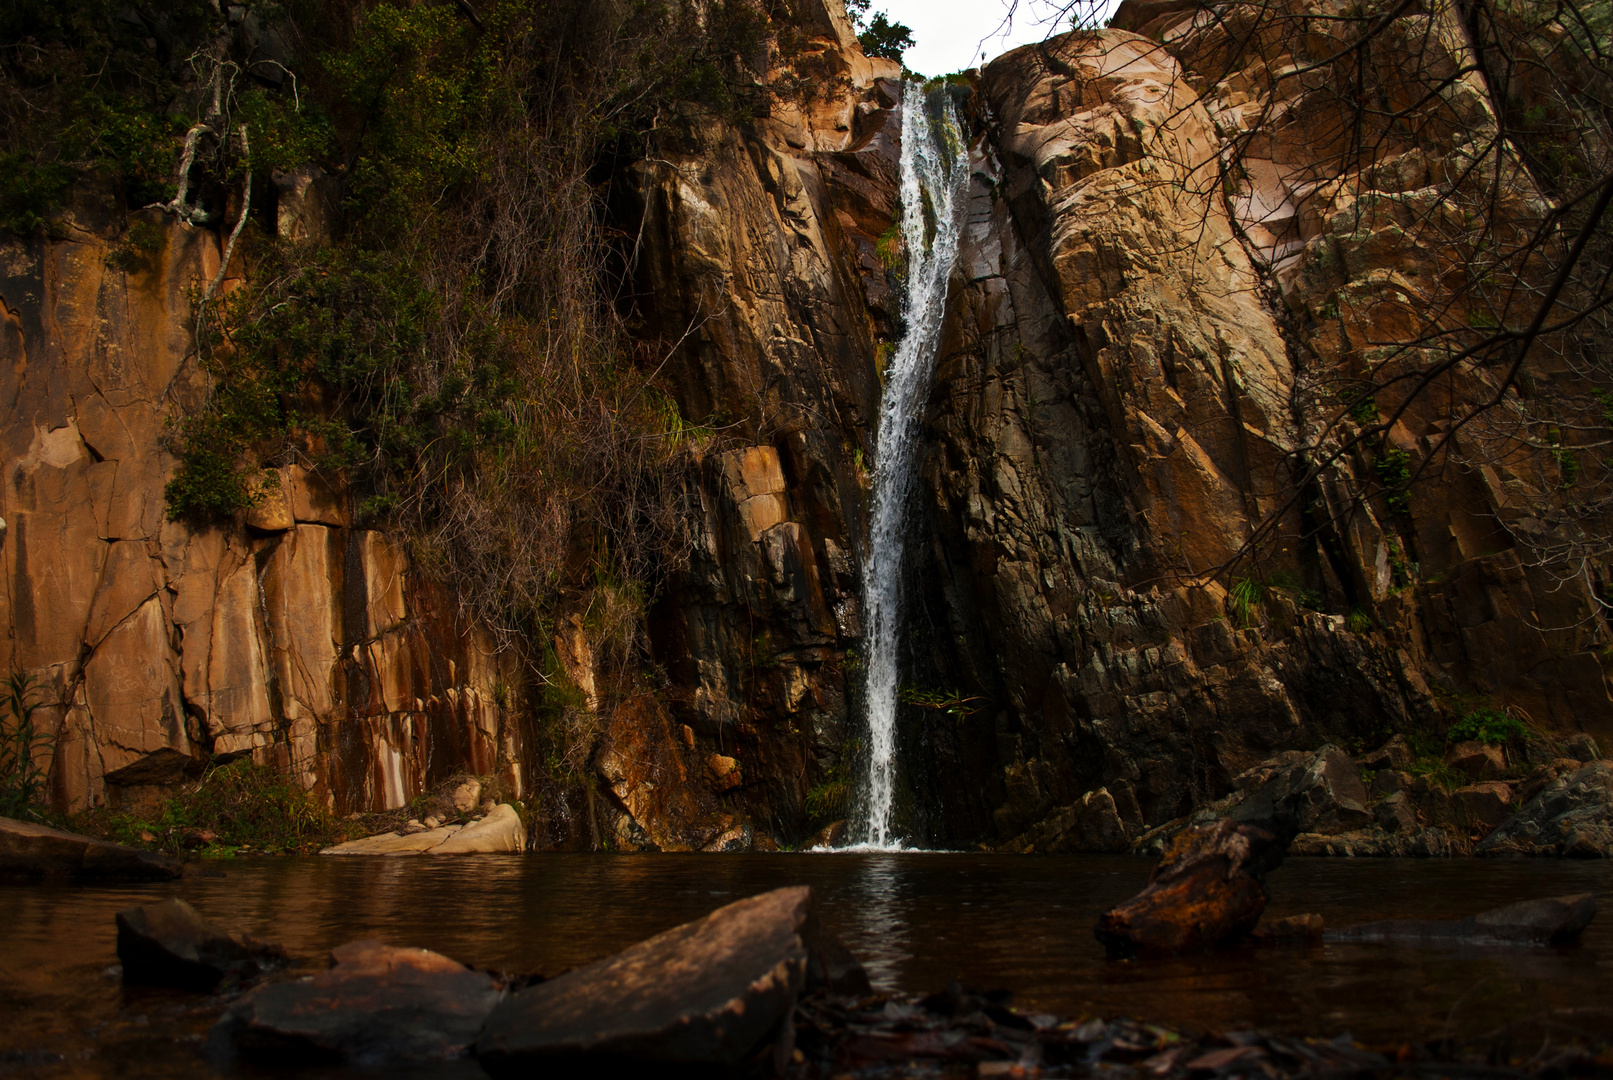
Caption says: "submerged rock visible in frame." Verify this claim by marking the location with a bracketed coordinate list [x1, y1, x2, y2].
[0, 816, 183, 881]
[1476, 763, 1613, 857]
[117, 898, 284, 990]
[1096, 819, 1283, 958]
[1252, 913, 1324, 942]
[320, 803, 525, 855]
[212, 939, 503, 1064]
[1327, 894, 1596, 946]
[475, 885, 867, 1073]
[1290, 827, 1451, 858]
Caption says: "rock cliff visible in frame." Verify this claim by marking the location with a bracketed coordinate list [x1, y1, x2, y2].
[1, 190, 522, 812]
[3, 0, 1608, 848]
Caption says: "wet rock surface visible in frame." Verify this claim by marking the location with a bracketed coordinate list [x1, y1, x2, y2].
[116, 898, 285, 990]
[0, 815, 183, 880]
[1096, 820, 1283, 957]
[211, 939, 504, 1065]
[476, 886, 865, 1073]
[1327, 893, 1596, 946]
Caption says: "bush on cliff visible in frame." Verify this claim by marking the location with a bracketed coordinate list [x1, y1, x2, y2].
[81, 759, 335, 856]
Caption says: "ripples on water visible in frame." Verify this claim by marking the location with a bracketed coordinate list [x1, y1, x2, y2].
[4, 854, 1612, 1076]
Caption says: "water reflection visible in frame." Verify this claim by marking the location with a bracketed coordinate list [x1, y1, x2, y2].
[4, 853, 1613, 1078]
[835, 855, 910, 991]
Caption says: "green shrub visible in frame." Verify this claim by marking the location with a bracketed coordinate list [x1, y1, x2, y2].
[1448, 707, 1527, 746]
[0, 673, 52, 820]
[83, 759, 335, 855]
[1374, 447, 1412, 514]
[1229, 576, 1265, 627]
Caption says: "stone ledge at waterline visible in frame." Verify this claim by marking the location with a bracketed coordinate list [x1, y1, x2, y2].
[476, 885, 870, 1074]
[319, 803, 526, 855]
[0, 815, 184, 881]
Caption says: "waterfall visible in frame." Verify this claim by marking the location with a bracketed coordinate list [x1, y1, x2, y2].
[852, 82, 971, 849]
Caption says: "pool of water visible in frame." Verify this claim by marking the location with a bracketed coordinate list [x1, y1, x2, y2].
[4, 853, 1613, 1076]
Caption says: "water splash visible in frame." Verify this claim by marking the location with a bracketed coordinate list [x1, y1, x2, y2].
[852, 82, 971, 849]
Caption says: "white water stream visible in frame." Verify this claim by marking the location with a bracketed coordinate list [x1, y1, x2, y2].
[852, 82, 971, 849]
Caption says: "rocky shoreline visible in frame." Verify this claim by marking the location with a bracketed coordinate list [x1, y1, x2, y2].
[997, 737, 1613, 860]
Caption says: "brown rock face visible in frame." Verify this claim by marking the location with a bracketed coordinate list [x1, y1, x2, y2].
[1096, 819, 1283, 957]
[0, 203, 521, 814]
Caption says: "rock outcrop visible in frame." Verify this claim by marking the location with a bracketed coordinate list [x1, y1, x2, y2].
[1476, 762, 1613, 857]
[0, 815, 183, 880]
[320, 803, 526, 855]
[1096, 819, 1285, 957]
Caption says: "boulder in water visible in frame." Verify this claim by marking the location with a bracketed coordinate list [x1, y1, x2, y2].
[211, 939, 503, 1064]
[117, 898, 285, 990]
[0, 815, 183, 881]
[1096, 819, 1283, 958]
[475, 885, 867, 1074]
[1327, 893, 1595, 946]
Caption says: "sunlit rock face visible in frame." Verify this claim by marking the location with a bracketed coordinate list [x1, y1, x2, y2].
[0, 191, 521, 813]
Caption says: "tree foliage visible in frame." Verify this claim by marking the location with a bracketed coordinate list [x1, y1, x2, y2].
[846, 0, 916, 63]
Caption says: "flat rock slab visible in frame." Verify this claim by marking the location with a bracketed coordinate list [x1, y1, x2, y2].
[476, 885, 866, 1074]
[212, 939, 503, 1064]
[1097, 819, 1281, 958]
[117, 897, 285, 990]
[320, 804, 525, 855]
[1327, 893, 1596, 946]
[0, 815, 183, 881]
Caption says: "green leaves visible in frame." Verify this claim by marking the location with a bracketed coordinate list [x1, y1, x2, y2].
[0, 672, 51, 821]
[1448, 707, 1527, 747]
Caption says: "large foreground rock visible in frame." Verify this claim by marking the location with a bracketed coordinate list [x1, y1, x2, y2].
[319, 804, 526, 855]
[117, 898, 284, 990]
[211, 939, 503, 1064]
[1096, 820, 1284, 958]
[1476, 763, 1613, 857]
[0, 816, 183, 881]
[1328, 894, 1596, 946]
[475, 885, 868, 1074]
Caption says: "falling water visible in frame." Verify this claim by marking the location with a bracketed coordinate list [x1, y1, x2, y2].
[852, 82, 971, 849]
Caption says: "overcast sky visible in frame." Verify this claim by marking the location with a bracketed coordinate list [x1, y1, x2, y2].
[874, 0, 1121, 77]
